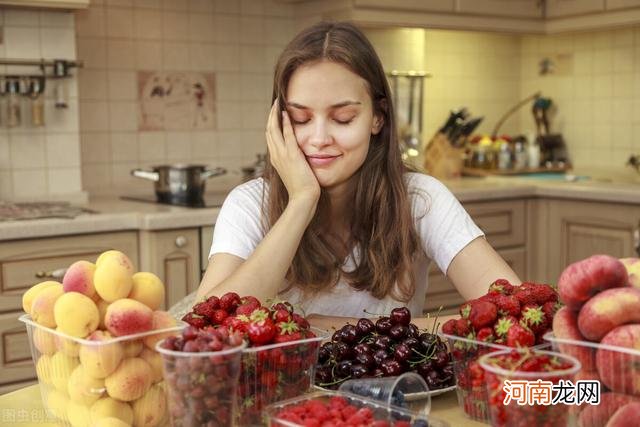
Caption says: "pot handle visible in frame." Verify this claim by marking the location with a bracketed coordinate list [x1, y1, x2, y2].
[131, 169, 160, 181]
[200, 167, 227, 180]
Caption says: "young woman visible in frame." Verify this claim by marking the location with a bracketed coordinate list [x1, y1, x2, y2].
[196, 22, 519, 328]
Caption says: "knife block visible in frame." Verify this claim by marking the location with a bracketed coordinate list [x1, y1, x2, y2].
[423, 132, 464, 180]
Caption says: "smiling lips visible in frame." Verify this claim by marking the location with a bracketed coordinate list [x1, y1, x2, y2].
[306, 154, 341, 167]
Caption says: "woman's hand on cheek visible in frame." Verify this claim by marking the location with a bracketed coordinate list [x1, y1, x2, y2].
[266, 100, 321, 203]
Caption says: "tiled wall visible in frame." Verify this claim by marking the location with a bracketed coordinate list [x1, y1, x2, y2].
[0, 9, 82, 201]
[76, 0, 295, 195]
[366, 28, 523, 145]
[519, 26, 640, 171]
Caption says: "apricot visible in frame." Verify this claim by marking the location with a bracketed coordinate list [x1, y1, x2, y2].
[143, 310, 178, 350]
[131, 383, 166, 427]
[62, 260, 97, 299]
[121, 339, 143, 358]
[31, 283, 64, 327]
[558, 254, 628, 310]
[22, 280, 59, 314]
[96, 299, 110, 329]
[46, 389, 70, 420]
[79, 330, 123, 379]
[54, 292, 100, 338]
[90, 397, 133, 425]
[36, 354, 53, 384]
[67, 364, 105, 405]
[50, 351, 79, 394]
[94, 251, 134, 302]
[33, 327, 57, 355]
[129, 272, 165, 311]
[105, 299, 153, 337]
[139, 348, 163, 384]
[552, 306, 596, 370]
[66, 399, 92, 427]
[93, 417, 131, 427]
[578, 287, 640, 341]
[104, 357, 153, 402]
[55, 328, 81, 357]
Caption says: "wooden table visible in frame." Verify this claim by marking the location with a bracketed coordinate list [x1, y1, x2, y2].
[0, 384, 486, 426]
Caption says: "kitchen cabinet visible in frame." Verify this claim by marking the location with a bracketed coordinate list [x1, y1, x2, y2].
[541, 199, 640, 284]
[423, 199, 528, 315]
[139, 228, 201, 310]
[457, 0, 543, 18]
[200, 226, 214, 275]
[545, 0, 605, 17]
[0, 0, 88, 9]
[0, 231, 138, 392]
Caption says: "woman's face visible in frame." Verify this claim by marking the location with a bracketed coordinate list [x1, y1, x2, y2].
[285, 60, 382, 191]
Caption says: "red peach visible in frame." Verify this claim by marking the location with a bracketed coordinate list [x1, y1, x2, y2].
[597, 324, 640, 396]
[62, 260, 97, 299]
[105, 299, 153, 337]
[607, 402, 640, 427]
[552, 306, 596, 371]
[579, 393, 639, 427]
[578, 287, 640, 341]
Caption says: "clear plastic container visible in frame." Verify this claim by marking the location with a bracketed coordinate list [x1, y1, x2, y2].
[20, 313, 183, 427]
[440, 332, 550, 423]
[265, 390, 450, 427]
[156, 338, 246, 427]
[544, 331, 640, 426]
[338, 372, 432, 416]
[479, 348, 581, 427]
[236, 328, 327, 426]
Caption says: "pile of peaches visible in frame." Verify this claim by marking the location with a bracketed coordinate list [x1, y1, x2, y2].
[21, 250, 178, 427]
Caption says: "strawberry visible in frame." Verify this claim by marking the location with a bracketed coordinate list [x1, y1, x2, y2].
[274, 320, 304, 343]
[224, 315, 249, 333]
[292, 313, 310, 329]
[442, 318, 457, 335]
[455, 318, 471, 336]
[236, 299, 261, 317]
[476, 327, 494, 342]
[211, 309, 228, 324]
[493, 315, 518, 338]
[181, 312, 209, 329]
[219, 292, 241, 312]
[468, 300, 498, 331]
[516, 282, 558, 305]
[273, 308, 292, 323]
[247, 309, 277, 345]
[520, 304, 549, 337]
[542, 300, 562, 323]
[192, 296, 219, 319]
[270, 301, 295, 313]
[493, 294, 520, 317]
[488, 278, 515, 295]
[506, 323, 535, 347]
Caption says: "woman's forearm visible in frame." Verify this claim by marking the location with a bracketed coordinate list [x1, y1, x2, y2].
[198, 195, 318, 302]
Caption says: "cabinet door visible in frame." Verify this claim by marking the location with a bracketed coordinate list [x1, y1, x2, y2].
[0, 232, 138, 313]
[457, 0, 543, 18]
[423, 247, 526, 315]
[199, 226, 214, 274]
[546, 200, 640, 282]
[606, 0, 640, 9]
[545, 0, 605, 17]
[463, 199, 527, 248]
[139, 229, 200, 309]
[0, 312, 37, 386]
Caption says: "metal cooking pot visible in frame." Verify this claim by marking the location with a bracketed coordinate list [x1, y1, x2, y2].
[131, 164, 226, 206]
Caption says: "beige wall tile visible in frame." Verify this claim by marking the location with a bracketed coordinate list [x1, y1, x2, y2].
[111, 161, 140, 187]
[216, 102, 242, 130]
[166, 131, 191, 160]
[214, 14, 239, 44]
[10, 134, 46, 169]
[136, 40, 162, 69]
[40, 11, 74, 28]
[106, 6, 134, 39]
[162, 11, 189, 41]
[108, 70, 137, 101]
[0, 171, 13, 199]
[240, 45, 267, 72]
[214, 0, 239, 14]
[215, 44, 240, 71]
[163, 0, 187, 11]
[110, 131, 138, 161]
[79, 69, 108, 100]
[138, 131, 166, 161]
[190, 0, 215, 13]
[241, 0, 264, 16]
[77, 38, 108, 69]
[134, 8, 162, 39]
[241, 102, 267, 130]
[134, 0, 162, 8]
[162, 41, 190, 70]
[216, 73, 241, 101]
[107, 39, 136, 69]
[264, 17, 291, 45]
[188, 13, 214, 42]
[81, 132, 111, 163]
[48, 167, 82, 194]
[40, 28, 76, 59]
[76, 6, 106, 38]
[189, 43, 216, 71]
[45, 99, 80, 133]
[46, 133, 81, 167]
[191, 131, 217, 159]
[82, 162, 111, 191]
[263, 0, 294, 17]
[107, 0, 134, 6]
[0, 135, 10, 170]
[240, 16, 264, 44]
[12, 169, 47, 198]
[4, 9, 40, 26]
[109, 102, 138, 131]
[4, 27, 41, 58]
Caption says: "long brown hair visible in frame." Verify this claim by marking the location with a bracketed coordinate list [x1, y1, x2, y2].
[263, 21, 420, 302]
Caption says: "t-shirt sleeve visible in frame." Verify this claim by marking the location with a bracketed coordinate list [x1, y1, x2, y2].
[209, 183, 265, 260]
[409, 174, 485, 275]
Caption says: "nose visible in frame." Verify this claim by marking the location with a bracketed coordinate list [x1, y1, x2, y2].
[307, 119, 333, 148]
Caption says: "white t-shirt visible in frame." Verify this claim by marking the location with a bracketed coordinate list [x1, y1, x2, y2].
[209, 172, 484, 317]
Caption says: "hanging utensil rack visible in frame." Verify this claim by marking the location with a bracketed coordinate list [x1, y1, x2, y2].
[0, 58, 83, 80]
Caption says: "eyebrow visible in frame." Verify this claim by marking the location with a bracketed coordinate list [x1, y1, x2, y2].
[286, 101, 362, 110]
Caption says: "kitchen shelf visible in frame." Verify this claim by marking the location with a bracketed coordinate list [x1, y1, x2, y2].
[462, 166, 571, 177]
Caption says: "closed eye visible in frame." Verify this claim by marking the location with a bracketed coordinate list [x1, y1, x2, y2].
[334, 118, 354, 125]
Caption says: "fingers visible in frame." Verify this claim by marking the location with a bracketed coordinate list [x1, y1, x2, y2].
[280, 109, 297, 150]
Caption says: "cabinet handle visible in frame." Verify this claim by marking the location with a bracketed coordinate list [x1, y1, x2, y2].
[35, 268, 67, 280]
[175, 235, 188, 248]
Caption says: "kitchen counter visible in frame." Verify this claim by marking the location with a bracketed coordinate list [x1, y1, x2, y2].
[0, 384, 484, 426]
[2, 177, 640, 242]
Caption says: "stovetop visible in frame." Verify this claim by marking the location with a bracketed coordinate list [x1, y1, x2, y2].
[120, 193, 227, 208]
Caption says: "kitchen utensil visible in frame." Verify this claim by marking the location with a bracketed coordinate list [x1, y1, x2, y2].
[451, 116, 484, 148]
[241, 153, 267, 182]
[29, 76, 45, 127]
[53, 60, 69, 109]
[6, 79, 21, 127]
[532, 96, 552, 136]
[131, 164, 226, 206]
